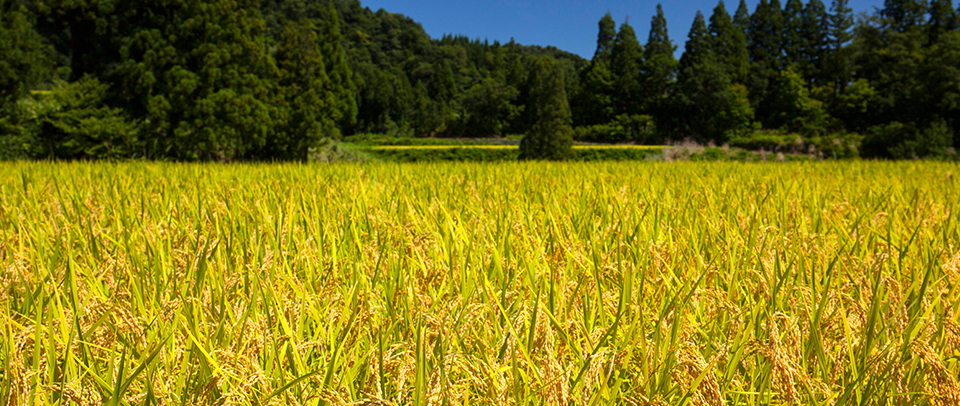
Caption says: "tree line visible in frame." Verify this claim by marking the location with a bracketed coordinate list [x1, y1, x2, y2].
[1, 0, 958, 161]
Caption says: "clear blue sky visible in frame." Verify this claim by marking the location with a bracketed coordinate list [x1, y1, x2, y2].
[359, 0, 885, 59]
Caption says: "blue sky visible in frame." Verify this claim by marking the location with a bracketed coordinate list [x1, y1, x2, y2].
[359, 0, 885, 59]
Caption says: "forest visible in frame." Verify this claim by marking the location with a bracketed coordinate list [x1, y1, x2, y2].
[1, 0, 959, 161]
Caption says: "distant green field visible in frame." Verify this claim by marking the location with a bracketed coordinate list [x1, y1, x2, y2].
[368, 145, 666, 150]
[2, 161, 959, 405]
[361, 144, 666, 162]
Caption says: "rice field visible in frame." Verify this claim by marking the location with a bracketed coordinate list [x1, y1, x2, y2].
[1, 161, 959, 406]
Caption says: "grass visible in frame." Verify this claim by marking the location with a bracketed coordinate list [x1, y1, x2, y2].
[1, 161, 959, 405]
[367, 145, 666, 150]
[361, 145, 665, 162]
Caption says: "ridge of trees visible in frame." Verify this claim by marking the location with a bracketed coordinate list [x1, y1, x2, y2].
[1, 0, 959, 160]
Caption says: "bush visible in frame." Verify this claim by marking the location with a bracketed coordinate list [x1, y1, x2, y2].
[366, 147, 519, 162]
[573, 114, 659, 144]
[862, 121, 955, 159]
[809, 132, 863, 160]
[37, 77, 139, 159]
[728, 131, 804, 152]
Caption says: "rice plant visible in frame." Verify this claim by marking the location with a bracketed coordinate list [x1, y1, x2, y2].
[1, 161, 958, 405]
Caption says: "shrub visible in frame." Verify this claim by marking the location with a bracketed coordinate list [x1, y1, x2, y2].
[573, 114, 659, 144]
[809, 132, 863, 160]
[36, 77, 139, 159]
[862, 121, 955, 159]
[728, 131, 804, 152]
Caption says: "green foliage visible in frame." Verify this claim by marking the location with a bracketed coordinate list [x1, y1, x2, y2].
[680, 11, 712, 70]
[112, 0, 281, 161]
[366, 146, 519, 162]
[574, 115, 659, 144]
[674, 60, 757, 143]
[0, 0, 50, 107]
[272, 19, 338, 160]
[674, 14, 757, 144]
[362, 145, 665, 162]
[800, 0, 831, 85]
[709, 1, 750, 82]
[734, 0, 752, 30]
[37, 77, 138, 159]
[729, 130, 805, 151]
[862, 120, 956, 159]
[594, 12, 618, 61]
[928, 0, 959, 42]
[318, 1, 358, 130]
[747, 0, 787, 127]
[519, 57, 574, 161]
[2, 77, 137, 160]
[827, 0, 855, 91]
[729, 129, 862, 158]
[808, 131, 863, 158]
[461, 78, 521, 137]
[575, 60, 615, 127]
[881, 0, 931, 32]
[6, 0, 960, 162]
[644, 4, 679, 114]
[784, 0, 807, 68]
[611, 23, 644, 115]
[769, 67, 835, 136]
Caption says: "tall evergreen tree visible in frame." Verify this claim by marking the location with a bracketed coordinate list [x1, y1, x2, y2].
[611, 23, 644, 115]
[801, 0, 831, 85]
[734, 0, 752, 30]
[273, 19, 336, 160]
[748, 0, 788, 126]
[881, 0, 930, 32]
[319, 1, 358, 131]
[828, 0, 855, 92]
[644, 4, 679, 111]
[709, 1, 750, 82]
[673, 9, 755, 143]
[577, 13, 619, 125]
[594, 13, 618, 61]
[929, 0, 959, 41]
[681, 11, 712, 70]
[784, 0, 807, 67]
[748, 0, 786, 66]
[520, 56, 573, 161]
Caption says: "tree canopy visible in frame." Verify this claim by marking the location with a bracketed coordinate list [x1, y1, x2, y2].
[2, 0, 959, 160]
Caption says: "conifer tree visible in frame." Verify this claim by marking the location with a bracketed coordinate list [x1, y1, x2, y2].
[273, 19, 336, 160]
[929, 0, 959, 41]
[594, 13, 618, 61]
[520, 56, 574, 161]
[681, 11, 712, 70]
[734, 0, 752, 30]
[748, 0, 787, 126]
[319, 1, 358, 131]
[801, 0, 831, 85]
[611, 23, 644, 115]
[577, 13, 618, 125]
[644, 4, 679, 110]
[828, 0, 855, 91]
[882, 0, 930, 32]
[674, 12, 756, 143]
[709, 1, 750, 82]
[784, 0, 806, 67]
[748, 0, 786, 66]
